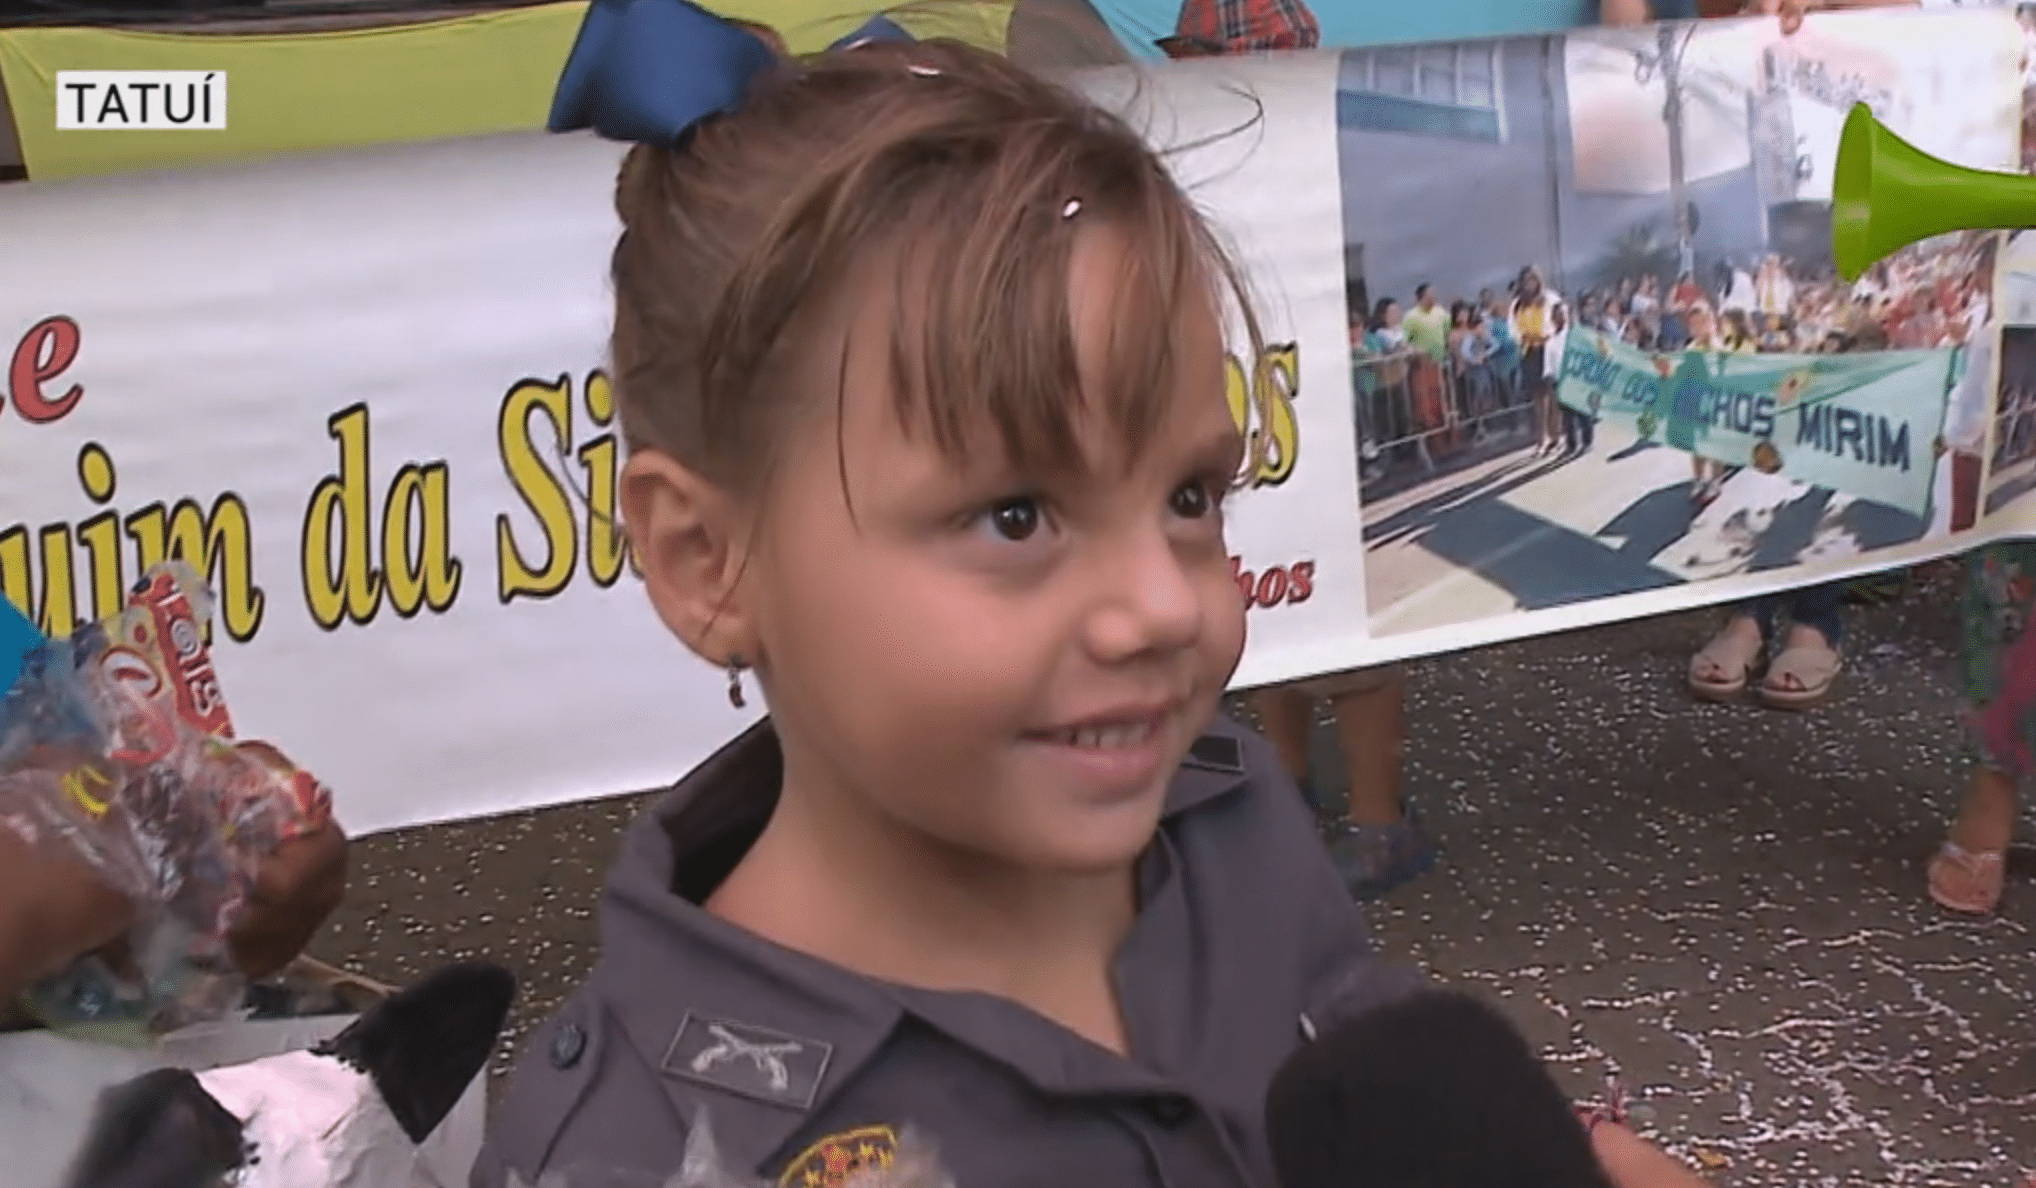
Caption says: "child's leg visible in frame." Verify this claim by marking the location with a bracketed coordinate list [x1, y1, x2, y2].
[1949, 767, 2019, 854]
[1327, 672, 1407, 827]
[1929, 767, 2016, 915]
[1245, 683, 1316, 788]
[1930, 543, 2036, 912]
[1320, 668, 1437, 899]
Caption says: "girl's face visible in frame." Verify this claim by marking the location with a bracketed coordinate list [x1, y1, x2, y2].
[692, 226, 1247, 876]
[1383, 302, 1401, 327]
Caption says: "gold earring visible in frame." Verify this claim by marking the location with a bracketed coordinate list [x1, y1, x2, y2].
[726, 654, 747, 709]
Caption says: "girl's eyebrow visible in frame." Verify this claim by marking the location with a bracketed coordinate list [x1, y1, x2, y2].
[1189, 424, 1248, 468]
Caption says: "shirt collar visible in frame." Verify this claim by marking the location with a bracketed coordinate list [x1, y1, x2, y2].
[586, 717, 1252, 1175]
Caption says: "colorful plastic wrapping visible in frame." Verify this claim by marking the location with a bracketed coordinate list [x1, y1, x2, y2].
[0, 564, 333, 1042]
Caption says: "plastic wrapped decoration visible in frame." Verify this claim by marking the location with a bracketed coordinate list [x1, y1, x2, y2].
[506, 1113, 956, 1188]
[0, 594, 40, 692]
[0, 563, 334, 1042]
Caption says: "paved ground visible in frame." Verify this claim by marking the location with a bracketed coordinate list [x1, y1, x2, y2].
[315, 563, 2034, 1187]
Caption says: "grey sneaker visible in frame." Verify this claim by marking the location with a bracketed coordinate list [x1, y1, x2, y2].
[1324, 807, 1437, 901]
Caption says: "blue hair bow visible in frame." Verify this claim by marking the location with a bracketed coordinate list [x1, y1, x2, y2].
[548, 0, 915, 146]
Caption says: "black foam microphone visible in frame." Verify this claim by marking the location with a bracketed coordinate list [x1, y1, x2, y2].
[1264, 989, 1616, 1188]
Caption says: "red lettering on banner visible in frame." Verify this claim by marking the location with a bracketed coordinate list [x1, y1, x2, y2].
[1231, 555, 1317, 610]
[8, 316, 85, 425]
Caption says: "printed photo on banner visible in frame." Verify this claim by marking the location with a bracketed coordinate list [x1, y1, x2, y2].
[1336, 10, 2023, 638]
[1988, 326, 2036, 517]
[1978, 13, 2036, 523]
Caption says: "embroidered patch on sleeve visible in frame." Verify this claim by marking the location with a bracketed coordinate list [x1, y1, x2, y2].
[776, 1125, 899, 1188]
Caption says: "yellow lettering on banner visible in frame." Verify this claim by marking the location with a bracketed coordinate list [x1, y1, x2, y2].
[0, 442, 262, 641]
[495, 368, 632, 598]
[127, 497, 264, 644]
[303, 404, 385, 628]
[0, 524, 80, 637]
[497, 376, 579, 602]
[299, 403, 461, 630]
[75, 443, 124, 624]
[383, 464, 464, 618]
[578, 370, 631, 588]
[1225, 343, 1301, 487]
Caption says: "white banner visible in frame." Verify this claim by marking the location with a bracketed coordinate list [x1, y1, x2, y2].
[7, 11, 2036, 834]
[0, 54, 1356, 835]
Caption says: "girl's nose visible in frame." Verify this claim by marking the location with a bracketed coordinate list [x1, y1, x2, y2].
[1081, 533, 1206, 663]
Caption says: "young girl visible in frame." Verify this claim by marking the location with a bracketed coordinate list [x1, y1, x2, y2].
[478, 12, 1710, 1188]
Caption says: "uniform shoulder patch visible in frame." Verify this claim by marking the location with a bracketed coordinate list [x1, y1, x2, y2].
[660, 1013, 835, 1111]
[1182, 732, 1245, 775]
[776, 1124, 899, 1188]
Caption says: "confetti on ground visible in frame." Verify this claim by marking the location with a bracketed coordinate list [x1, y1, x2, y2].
[320, 567, 2032, 1186]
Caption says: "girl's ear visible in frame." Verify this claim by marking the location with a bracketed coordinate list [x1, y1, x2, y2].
[621, 451, 759, 665]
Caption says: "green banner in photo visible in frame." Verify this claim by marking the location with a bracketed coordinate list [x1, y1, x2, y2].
[1557, 330, 1954, 519]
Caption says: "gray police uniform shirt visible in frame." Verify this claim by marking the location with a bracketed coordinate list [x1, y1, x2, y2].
[473, 714, 1423, 1188]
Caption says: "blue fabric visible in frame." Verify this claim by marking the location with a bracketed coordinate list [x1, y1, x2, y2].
[547, 0, 779, 143]
[0, 597, 42, 694]
[830, 13, 915, 50]
[548, 0, 914, 145]
[1099, 0, 1611, 59]
[1317, 0, 1603, 47]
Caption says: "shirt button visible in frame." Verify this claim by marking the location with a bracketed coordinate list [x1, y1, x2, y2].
[1143, 1094, 1194, 1129]
[550, 1021, 587, 1070]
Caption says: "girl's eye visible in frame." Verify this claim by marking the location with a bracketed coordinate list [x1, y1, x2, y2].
[981, 497, 1043, 542]
[1170, 480, 1218, 520]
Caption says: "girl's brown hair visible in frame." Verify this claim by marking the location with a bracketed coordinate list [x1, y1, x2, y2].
[608, 34, 1268, 497]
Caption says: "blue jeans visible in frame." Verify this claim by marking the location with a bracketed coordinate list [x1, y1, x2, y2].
[1739, 583, 1844, 650]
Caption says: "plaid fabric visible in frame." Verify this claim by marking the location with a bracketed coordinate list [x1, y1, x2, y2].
[1171, 0, 1320, 53]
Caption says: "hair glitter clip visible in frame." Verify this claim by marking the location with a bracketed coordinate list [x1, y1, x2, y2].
[1061, 198, 1083, 220]
[907, 63, 941, 77]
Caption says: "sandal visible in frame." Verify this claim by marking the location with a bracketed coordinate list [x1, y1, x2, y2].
[1758, 634, 1842, 710]
[1688, 624, 1764, 701]
[1927, 841, 2005, 915]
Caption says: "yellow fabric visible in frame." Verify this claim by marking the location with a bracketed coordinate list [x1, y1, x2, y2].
[0, 2, 1006, 181]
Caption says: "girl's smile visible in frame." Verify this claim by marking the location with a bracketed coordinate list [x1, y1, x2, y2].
[1018, 694, 1193, 801]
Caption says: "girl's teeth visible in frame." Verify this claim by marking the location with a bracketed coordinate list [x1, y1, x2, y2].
[1062, 722, 1153, 748]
